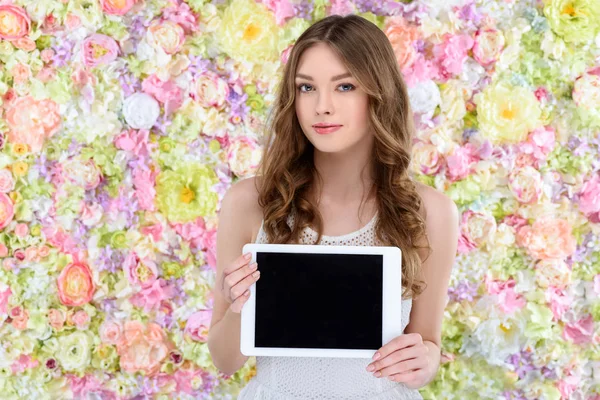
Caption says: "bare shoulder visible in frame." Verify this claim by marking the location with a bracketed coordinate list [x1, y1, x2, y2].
[414, 180, 459, 223]
[221, 176, 264, 243]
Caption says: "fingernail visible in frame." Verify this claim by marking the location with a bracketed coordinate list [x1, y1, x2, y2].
[252, 271, 260, 279]
[373, 352, 380, 360]
[250, 262, 258, 270]
[366, 365, 374, 372]
[245, 252, 252, 260]
[374, 371, 381, 378]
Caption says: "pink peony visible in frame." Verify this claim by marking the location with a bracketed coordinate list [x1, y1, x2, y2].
[185, 310, 212, 342]
[434, 34, 474, 78]
[563, 314, 594, 344]
[0, 4, 30, 40]
[123, 252, 158, 289]
[516, 217, 576, 260]
[5, 95, 61, 153]
[116, 321, 172, 376]
[81, 34, 120, 68]
[141, 74, 184, 115]
[100, 0, 136, 15]
[0, 193, 15, 230]
[261, 0, 295, 26]
[578, 174, 600, 215]
[384, 17, 420, 71]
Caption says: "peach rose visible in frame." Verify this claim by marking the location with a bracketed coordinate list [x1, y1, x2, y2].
[14, 223, 28, 238]
[10, 305, 28, 330]
[517, 217, 576, 260]
[10, 63, 30, 84]
[48, 308, 66, 330]
[5, 95, 61, 153]
[0, 4, 31, 40]
[0, 169, 15, 193]
[65, 13, 81, 30]
[117, 321, 171, 376]
[0, 244, 8, 257]
[12, 37, 35, 52]
[82, 33, 120, 68]
[0, 193, 15, 230]
[100, 320, 122, 345]
[384, 17, 419, 70]
[40, 49, 55, 63]
[100, 0, 136, 16]
[147, 20, 185, 55]
[72, 310, 90, 329]
[57, 263, 95, 307]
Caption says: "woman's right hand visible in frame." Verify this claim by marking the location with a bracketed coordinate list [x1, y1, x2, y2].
[220, 252, 261, 313]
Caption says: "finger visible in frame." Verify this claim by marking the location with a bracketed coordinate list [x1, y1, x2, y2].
[223, 262, 258, 292]
[229, 270, 260, 302]
[229, 289, 251, 314]
[377, 357, 426, 378]
[372, 333, 422, 361]
[224, 252, 253, 275]
[389, 369, 426, 384]
[367, 345, 422, 373]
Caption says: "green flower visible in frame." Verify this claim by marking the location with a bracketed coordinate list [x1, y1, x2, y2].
[247, 94, 265, 111]
[56, 331, 92, 372]
[155, 163, 219, 223]
[544, 0, 600, 43]
[163, 262, 184, 279]
[524, 302, 556, 340]
[446, 177, 481, 206]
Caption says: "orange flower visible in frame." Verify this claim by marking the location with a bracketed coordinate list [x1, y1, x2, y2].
[116, 321, 171, 376]
[57, 263, 95, 306]
[517, 217, 576, 260]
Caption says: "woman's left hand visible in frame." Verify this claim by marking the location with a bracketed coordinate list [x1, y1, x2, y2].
[365, 333, 435, 390]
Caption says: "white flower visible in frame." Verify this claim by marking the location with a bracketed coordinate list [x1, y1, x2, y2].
[122, 92, 160, 130]
[56, 331, 92, 372]
[407, 79, 441, 115]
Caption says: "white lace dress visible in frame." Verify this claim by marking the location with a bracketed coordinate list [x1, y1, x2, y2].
[237, 213, 422, 400]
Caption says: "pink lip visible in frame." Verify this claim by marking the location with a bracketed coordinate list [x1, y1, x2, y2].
[313, 125, 342, 135]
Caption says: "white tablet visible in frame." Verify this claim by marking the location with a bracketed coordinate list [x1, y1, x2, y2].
[240, 243, 403, 358]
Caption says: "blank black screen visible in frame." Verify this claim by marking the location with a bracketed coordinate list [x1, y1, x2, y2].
[254, 252, 383, 350]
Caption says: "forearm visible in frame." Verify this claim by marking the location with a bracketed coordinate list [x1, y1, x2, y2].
[208, 307, 249, 375]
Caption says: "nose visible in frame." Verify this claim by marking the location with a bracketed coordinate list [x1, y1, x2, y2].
[315, 91, 334, 115]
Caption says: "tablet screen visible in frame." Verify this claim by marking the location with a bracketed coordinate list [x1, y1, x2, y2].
[254, 252, 383, 350]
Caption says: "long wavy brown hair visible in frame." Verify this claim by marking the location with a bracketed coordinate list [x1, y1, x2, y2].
[254, 14, 430, 299]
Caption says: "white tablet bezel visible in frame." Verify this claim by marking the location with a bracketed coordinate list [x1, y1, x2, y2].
[240, 243, 403, 358]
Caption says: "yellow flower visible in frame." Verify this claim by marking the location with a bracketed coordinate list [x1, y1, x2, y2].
[218, 0, 278, 63]
[474, 82, 542, 144]
[544, 0, 600, 43]
[11, 161, 28, 176]
[12, 143, 28, 155]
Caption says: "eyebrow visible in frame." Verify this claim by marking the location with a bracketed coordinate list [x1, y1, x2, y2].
[295, 72, 353, 81]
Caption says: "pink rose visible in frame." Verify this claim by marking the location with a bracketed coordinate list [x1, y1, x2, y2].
[411, 141, 443, 175]
[328, 0, 354, 16]
[0, 4, 31, 40]
[48, 308, 66, 330]
[100, 0, 136, 15]
[5, 95, 61, 153]
[10, 305, 29, 330]
[508, 166, 542, 204]
[384, 17, 419, 70]
[162, 2, 199, 34]
[14, 223, 28, 238]
[57, 263, 95, 307]
[227, 136, 262, 178]
[41, 48, 55, 63]
[185, 310, 212, 342]
[11, 354, 38, 375]
[10, 63, 30, 84]
[72, 310, 90, 329]
[12, 37, 35, 52]
[81, 34, 120, 68]
[516, 217, 576, 260]
[558, 374, 580, 399]
[458, 210, 496, 253]
[473, 27, 505, 66]
[36, 67, 56, 83]
[141, 74, 184, 115]
[0, 244, 8, 257]
[140, 224, 163, 242]
[117, 321, 171, 376]
[133, 166, 158, 211]
[100, 320, 122, 345]
[563, 314, 594, 344]
[578, 174, 600, 215]
[123, 252, 158, 289]
[65, 13, 81, 30]
[0, 169, 15, 192]
[485, 277, 526, 314]
[0, 193, 15, 230]
[0, 287, 11, 315]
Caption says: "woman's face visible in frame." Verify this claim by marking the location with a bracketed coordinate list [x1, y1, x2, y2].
[294, 42, 373, 154]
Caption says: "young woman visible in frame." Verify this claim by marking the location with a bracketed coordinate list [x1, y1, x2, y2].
[208, 14, 459, 399]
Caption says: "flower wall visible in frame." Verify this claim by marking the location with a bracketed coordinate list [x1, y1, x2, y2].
[0, 0, 598, 399]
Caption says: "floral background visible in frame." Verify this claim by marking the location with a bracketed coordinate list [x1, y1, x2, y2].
[0, 0, 598, 398]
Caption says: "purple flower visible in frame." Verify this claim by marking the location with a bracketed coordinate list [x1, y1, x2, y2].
[51, 38, 75, 68]
[447, 280, 479, 302]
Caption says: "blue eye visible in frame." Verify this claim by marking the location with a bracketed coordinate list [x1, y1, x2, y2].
[338, 83, 355, 92]
[297, 84, 313, 92]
